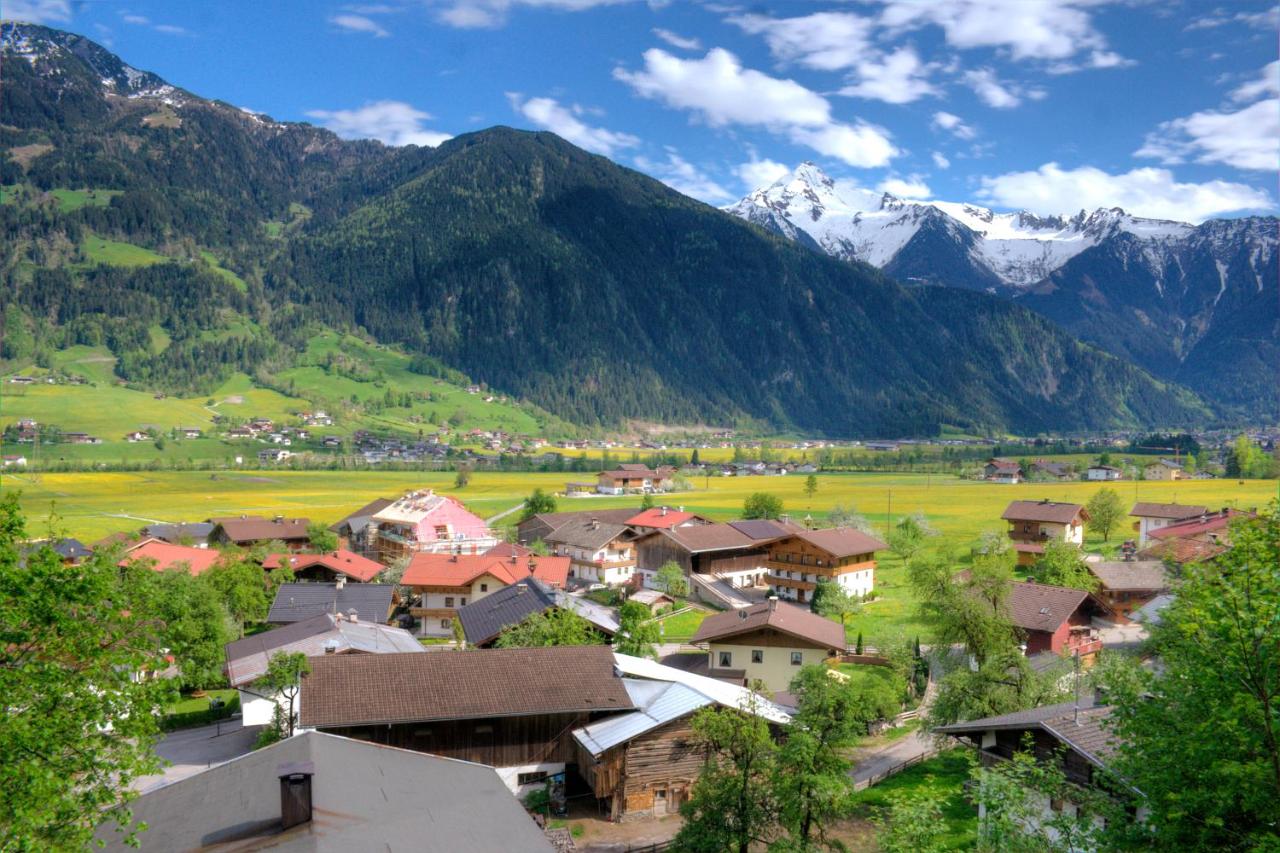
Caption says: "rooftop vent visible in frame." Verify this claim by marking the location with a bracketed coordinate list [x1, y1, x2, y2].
[278, 762, 315, 830]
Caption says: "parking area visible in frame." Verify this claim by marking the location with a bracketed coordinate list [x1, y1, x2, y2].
[133, 718, 261, 792]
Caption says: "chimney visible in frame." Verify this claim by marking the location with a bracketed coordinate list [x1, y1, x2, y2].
[779, 514, 790, 524]
[678, 506, 684, 513]
[347, 609, 358, 623]
[335, 575, 346, 590]
[324, 640, 338, 654]
[768, 595, 778, 611]
[660, 506, 667, 517]
[590, 517, 599, 529]
[274, 514, 284, 523]
[278, 762, 315, 830]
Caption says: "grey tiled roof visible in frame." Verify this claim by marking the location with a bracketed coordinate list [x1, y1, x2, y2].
[268, 582, 395, 625]
[456, 578, 619, 646]
[1087, 561, 1168, 592]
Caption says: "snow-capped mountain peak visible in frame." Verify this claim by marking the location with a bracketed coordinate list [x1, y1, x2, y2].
[724, 163, 1216, 287]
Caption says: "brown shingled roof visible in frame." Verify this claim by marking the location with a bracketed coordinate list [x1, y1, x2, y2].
[1006, 581, 1107, 633]
[211, 515, 310, 542]
[1087, 560, 1168, 592]
[1129, 502, 1207, 520]
[783, 527, 888, 557]
[1001, 500, 1087, 525]
[691, 600, 846, 650]
[299, 645, 633, 727]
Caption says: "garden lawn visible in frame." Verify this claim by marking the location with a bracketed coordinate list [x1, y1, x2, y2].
[848, 748, 978, 850]
[165, 689, 237, 715]
[655, 604, 713, 642]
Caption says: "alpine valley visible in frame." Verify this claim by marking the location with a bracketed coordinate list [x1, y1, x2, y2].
[728, 164, 1278, 420]
[0, 22, 1254, 438]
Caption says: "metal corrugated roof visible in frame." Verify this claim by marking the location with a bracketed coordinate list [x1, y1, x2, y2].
[572, 681, 712, 756]
[611, 653, 792, 725]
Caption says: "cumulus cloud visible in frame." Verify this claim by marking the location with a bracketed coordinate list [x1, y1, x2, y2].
[735, 157, 791, 190]
[330, 14, 390, 36]
[931, 151, 951, 169]
[652, 27, 700, 50]
[614, 48, 898, 168]
[878, 175, 931, 198]
[1046, 49, 1137, 75]
[431, 0, 631, 29]
[507, 94, 639, 156]
[977, 162, 1272, 222]
[1135, 63, 1278, 172]
[1185, 6, 1280, 31]
[877, 0, 1112, 62]
[837, 47, 939, 104]
[963, 68, 1042, 109]
[306, 101, 451, 147]
[931, 111, 976, 140]
[728, 11, 875, 71]
[119, 12, 191, 36]
[634, 150, 732, 203]
[6, 0, 71, 24]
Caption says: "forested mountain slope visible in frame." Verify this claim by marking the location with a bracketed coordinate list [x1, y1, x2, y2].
[1, 22, 1213, 437]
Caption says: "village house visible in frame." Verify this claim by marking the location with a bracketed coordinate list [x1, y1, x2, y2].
[1143, 458, 1185, 481]
[545, 517, 639, 587]
[63, 432, 101, 444]
[936, 698, 1142, 843]
[2, 454, 27, 467]
[140, 521, 215, 547]
[258, 448, 292, 464]
[93, 731, 555, 852]
[326, 497, 393, 557]
[1086, 560, 1169, 623]
[225, 426, 255, 439]
[402, 552, 571, 636]
[124, 430, 148, 442]
[225, 612, 422, 727]
[1007, 580, 1107, 662]
[267, 580, 396, 625]
[1139, 507, 1252, 564]
[1030, 460, 1074, 480]
[689, 597, 846, 694]
[984, 458, 1024, 483]
[573, 654, 790, 821]
[516, 507, 637, 546]
[596, 464, 660, 495]
[1128, 501, 1207, 546]
[1001, 500, 1088, 566]
[120, 539, 222, 575]
[634, 519, 800, 593]
[625, 505, 711, 534]
[178, 426, 202, 439]
[455, 577, 619, 647]
[263, 549, 385, 583]
[22, 537, 93, 566]
[210, 515, 312, 550]
[763, 527, 888, 603]
[1086, 464, 1124, 481]
[370, 489, 498, 564]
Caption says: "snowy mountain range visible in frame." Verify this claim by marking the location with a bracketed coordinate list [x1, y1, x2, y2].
[727, 163, 1278, 418]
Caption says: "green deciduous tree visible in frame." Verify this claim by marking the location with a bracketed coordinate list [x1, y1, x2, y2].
[203, 557, 271, 637]
[494, 607, 601, 649]
[887, 513, 937, 562]
[615, 600, 660, 659]
[0, 494, 173, 849]
[810, 578, 859, 627]
[1084, 487, 1124, 542]
[873, 788, 947, 853]
[258, 651, 310, 739]
[803, 474, 818, 501]
[827, 503, 875, 535]
[1106, 506, 1280, 850]
[743, 492, 784, 520]
[654, 560, 689, 598]
[639, 492, 655, 510]
[306, 521, 338, 553]
[120, 563, 233, 690]
[520, 487, 556, 521]
[674, 701, 777, 853]
[1033, 540, 1098, 592]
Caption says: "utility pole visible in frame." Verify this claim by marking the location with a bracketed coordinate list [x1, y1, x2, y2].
[886, 488, 893, 534]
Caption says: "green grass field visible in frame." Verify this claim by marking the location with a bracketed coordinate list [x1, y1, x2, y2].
[847, 748, 978, 850]
[79, 232, 167, 266]
[3, 469, 1272, 643]
[654, 604, 713, 642]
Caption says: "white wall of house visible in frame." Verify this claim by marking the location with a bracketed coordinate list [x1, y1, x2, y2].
[836, 567, 875, 598]
[495, 761, 567, 798]
[1135, 516, 1181, 546]
[238, 688, 287, 727]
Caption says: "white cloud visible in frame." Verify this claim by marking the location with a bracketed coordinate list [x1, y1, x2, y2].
[977, 162, 1272, 222]
[963, 67, 1042, 109]
[634, 150, 732, 203]
[330, 14, 390, 36]
[614, 48, 898, 168]
[1230, 60, 1280, 103]
[877, 0, 1111, 62]
[1046, 49, 1137, 75]
[735, 157, 790, 190]
[5, 0, 70, 24]
[431, 0, 631, 29]
[119, 12, 190, 36]
[507, 94, 639, 156]
[727, 11, 875, 71]
[306, 101, 451, 147]
[837, 46, 938, 104]
[1136, 97, 1278, 172]
[652, 27, 700, 50]
[878, 175, 931, 198]
[931, 110, 976, 140]
[931, 151, 951, 169]
[1185, 6, 1280, 31]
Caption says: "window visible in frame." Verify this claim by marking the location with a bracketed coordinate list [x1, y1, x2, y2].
[480, 583, 488, 592]
[718, 651, 733, 668]
[444, 597, 454, 607]
[460, 598, 467, 606]
[440, 619, 451, 629]
[790, 652, 803, 666]
[518, 771, 548, 786]
[751, 650, 763, 664]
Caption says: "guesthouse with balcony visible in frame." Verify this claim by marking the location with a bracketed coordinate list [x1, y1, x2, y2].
[1001, 500, 1088, 566]
[402, 552, 571, 637]
[544, 517, 638, 586]
[371, 489, 499, 564]
[1007, 580, 1108, 662]
[763, 527, 888, 604]
[1128, 501, 1207, 546]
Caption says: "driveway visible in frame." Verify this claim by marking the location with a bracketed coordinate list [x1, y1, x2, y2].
[849, 730, 938, 789]
[133, 718, 261, 792]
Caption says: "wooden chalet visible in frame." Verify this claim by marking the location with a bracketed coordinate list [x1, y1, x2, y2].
[1086, 560, 1169, 623]
[1001, 500, 1088, 566]
[209, 515, 311, 550]
[634, 519, 800, 592]
[763, 526, 887, 603]
[1007, 580, 1108, 661]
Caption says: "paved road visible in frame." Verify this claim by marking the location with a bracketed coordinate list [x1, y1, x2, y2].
[133, 718, 261, 792]
[850, 730, 938, 788]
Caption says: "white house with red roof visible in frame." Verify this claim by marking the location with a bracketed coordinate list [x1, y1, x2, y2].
[371, 489, 498, 564]
[402, 553, 571, 637]
[626, 506, 710, 533]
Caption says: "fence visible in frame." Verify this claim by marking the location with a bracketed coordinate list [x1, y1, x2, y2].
[853, 746, 942, 791]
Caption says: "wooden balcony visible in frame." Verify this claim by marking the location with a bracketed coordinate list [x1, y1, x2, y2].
[767, 574, 816, 592]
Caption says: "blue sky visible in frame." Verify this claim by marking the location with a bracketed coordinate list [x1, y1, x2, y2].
[11, 0, 1279, 221]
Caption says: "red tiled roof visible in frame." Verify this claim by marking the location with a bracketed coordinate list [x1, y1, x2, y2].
[1147, 509, 1249, 540]
[691, 600, 846, 650]
[1137, 538, 1226, 564]
[402, 553, 570, 588]
[121, 540, 222, 576]
[626, 507, 701, 529]
[264, 550, 385, 582]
